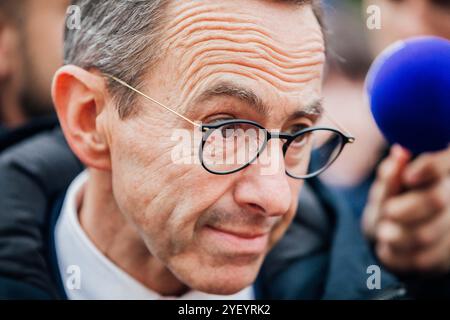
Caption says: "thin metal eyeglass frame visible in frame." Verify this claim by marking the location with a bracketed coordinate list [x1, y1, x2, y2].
[200, 119, 353, 179]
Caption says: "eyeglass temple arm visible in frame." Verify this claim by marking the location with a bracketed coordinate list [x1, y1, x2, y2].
[322, 110, 355, 143]
[104, 74, 200, 128]
[105, 74, 355, 141]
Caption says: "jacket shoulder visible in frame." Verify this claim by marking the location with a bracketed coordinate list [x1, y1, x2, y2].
[0, 128, 83, 299]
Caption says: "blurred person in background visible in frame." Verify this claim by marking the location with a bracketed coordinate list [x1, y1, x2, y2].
[0, 0, 80, 299]
[368, 0, 450, 56]
[0, 0, 68, 150]
[321, 0, 384, 215]
[324, 0, 450, 280]
[323, 0, 450, 218]
[361, 0, 450, 293]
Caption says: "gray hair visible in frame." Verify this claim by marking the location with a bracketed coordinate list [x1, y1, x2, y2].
[64, 0, 321, 118]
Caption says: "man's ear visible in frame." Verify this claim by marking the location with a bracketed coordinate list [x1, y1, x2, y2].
[52, 65, 112, 171]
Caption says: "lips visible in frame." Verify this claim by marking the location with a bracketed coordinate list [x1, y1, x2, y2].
[202, 225, 270, 255]
[208, 226, 269, 239]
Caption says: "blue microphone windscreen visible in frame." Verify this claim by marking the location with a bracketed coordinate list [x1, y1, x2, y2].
[366, 36, 450, 154]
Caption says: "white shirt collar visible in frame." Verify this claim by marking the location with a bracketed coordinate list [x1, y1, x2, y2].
[54, 170, 254, 300]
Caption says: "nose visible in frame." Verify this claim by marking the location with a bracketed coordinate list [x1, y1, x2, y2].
[233, 140, 293, 217]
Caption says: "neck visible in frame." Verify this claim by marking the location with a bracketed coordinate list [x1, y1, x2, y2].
[78, 169, 189, 296]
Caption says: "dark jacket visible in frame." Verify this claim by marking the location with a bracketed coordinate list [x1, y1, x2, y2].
[0, 128, 83, 299]
[0, 116, 59, 153]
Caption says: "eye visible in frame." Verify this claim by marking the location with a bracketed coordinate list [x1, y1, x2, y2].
[204, 114, 235, 125]
[220, 123, 246, 139]
[288, 125, 312, 149]
[286, 123, 309, 135]
[291, 133, 311, 148]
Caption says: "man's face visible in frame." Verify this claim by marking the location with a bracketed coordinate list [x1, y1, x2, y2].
[19, 0, 68, 117]
[370, 0, 450, 55]
[104, 0, 324, 294]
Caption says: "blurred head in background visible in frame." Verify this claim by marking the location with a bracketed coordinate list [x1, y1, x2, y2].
[321, 0, 450, 187]
[0, 0, 68, 128]
[321, 0, 385, 186]
[366, 0, 450, 56]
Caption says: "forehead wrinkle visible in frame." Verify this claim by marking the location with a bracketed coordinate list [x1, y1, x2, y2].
[174, 36, 324, 93]
[178, 64, 322, 109]
[166, 14, 273, 48]
[165, 17, 322, 57]
[165, 0, 322, 44]
[179, 55, 323, 100]
[163, 1, 323, 60]
[177, 34, 324, 72]
[178, 44, 324, 82]
[162, 0, 324, 112]
[180, 52, 322, 95]
[167, 17, 323, 62]
[165, 2, 275, 43]
[174, 26, 324, 96]
[165, 1, 231, 31]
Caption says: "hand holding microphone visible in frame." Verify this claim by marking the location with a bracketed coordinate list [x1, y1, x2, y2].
[362, 37, 450, 273]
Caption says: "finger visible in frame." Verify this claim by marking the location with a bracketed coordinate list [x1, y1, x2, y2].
[376, 242, 413, 272]
[376, 221, 417, 251]
[411, 207, 450, 249]
[363, 146, 412, 239]
[409, 229, 450, 273]
[363, 177, 397, 240]
[376, 145, 411, 197]
[368, 145, 411, 205]
[378, 208, 450, 250]
[403, 147, 450, 188]
[383, 178, 449, 225]
[362, 203, 380, 240]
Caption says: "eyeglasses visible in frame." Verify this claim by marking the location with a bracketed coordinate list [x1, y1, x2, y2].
[104, 74, 355, 179]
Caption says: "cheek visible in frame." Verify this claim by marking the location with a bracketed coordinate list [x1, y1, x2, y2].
[108, 119, 236, 259]
[108, 121, 177, 242]
[162, 172, 237, 256]
[268, 180, 303, 248]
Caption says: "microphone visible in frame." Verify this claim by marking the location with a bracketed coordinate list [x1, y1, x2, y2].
[366, 36, 450, 155]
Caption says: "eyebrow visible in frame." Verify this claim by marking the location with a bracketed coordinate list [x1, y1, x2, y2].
[193, 81, 323, 121]
[286, 99, 323, 122]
